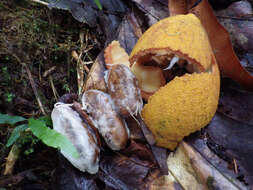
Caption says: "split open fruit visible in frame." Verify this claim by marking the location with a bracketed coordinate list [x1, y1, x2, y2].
[129, 14, 220, 150]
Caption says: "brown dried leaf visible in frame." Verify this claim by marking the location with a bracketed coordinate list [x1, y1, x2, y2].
[98, 150, 160, 190]
[182, 141, 247, 190]
[190, 0, 253, 90]
[131, 0, 169, 26]
[53, 155, 99, 190]
[207, 113, 253, 188]
[218, 78, 253, 125]
[215, 1, 253, 53]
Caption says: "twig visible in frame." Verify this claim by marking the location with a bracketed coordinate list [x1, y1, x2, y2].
[43, 66, 56, 78]
[72, 51, 90, 73]
[9, 53, 47, 115]
[72, 50, 91, 96]
[49, 75, 59, 101]
[30, 0, 49, 6]
[233, 158, 238, 174]
[23, 63, 47, 115]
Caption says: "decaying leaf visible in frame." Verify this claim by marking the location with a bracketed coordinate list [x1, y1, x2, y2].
[187, 134, 242, 183]
[53, 155, 99, 190]
[190, 0, 253, 91]
[160, 141, 248, 190]
[218, 78, 253, 125]
[182, 141, 247, 190]
[215, 1, 253, 54]
[150, 175, 183, 190]
[207, 113, 253, 188]
[166, 142, 208, 190]
[131, 0, 169, 26]
[98, 148, 161, 190]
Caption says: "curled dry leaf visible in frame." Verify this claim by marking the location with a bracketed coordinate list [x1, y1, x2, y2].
[129, 14, 220, 150]
[121, 140, 157, 168]
[168, 0, 188, 16]
[168, 0, 253, 90]
[190, 0, 253, 91]
[98, 149, 161, 190]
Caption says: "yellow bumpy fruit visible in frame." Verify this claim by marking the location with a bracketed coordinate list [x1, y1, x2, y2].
[130, 14, 220, 150]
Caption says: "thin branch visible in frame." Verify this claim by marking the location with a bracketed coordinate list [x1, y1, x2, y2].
[9, 53, 47, 115]
[23, 63, 47, 115]
[30, 0, 49, 6]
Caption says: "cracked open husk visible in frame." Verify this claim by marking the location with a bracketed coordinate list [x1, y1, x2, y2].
[129, 14, 220, 150]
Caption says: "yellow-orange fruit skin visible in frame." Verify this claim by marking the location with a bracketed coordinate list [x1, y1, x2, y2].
[129, 14, 213, 71]
[141, 63, 220, 150]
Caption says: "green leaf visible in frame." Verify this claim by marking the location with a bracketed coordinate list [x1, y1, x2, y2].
[6, 124, 28, 147]
[94, 0, 102, 10]
[0, 113, 26, 125]
[28, 118, 79, 158]
[38, 115, 52, 127]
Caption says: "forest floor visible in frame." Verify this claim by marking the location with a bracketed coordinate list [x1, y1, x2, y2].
[0, 1, 101, 189]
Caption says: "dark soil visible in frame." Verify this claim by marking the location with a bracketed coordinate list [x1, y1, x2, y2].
[0, 0, 101, 189]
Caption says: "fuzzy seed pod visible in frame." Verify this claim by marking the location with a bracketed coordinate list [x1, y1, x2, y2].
[105, 64, 143, 117]
[51, 103, 100, 174]
[82, 90, 129, 150]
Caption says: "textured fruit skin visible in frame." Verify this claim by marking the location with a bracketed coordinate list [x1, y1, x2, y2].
[129, 14, 213, 71]
[130, 14, 221, 150]
[142, 63, 220, 150]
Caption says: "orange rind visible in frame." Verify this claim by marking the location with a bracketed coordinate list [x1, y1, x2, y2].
[129, 14, 220, 150]
[104, 41, 130, 68]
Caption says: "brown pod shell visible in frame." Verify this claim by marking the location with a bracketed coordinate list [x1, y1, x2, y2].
[106, 64, 143, 117]
[82, 90, 129, 150]
[51, 103, 100, 174]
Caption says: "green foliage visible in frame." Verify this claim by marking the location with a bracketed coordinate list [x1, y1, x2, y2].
[0, 114, 26, 125]
[94, 0, 102, 10]
[28, 118, 79, 158]
[6, 124, 28, 147]
[38, 115, 52, 127]
[4, 92, 15, 103]
[0, 113, 79, 158]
